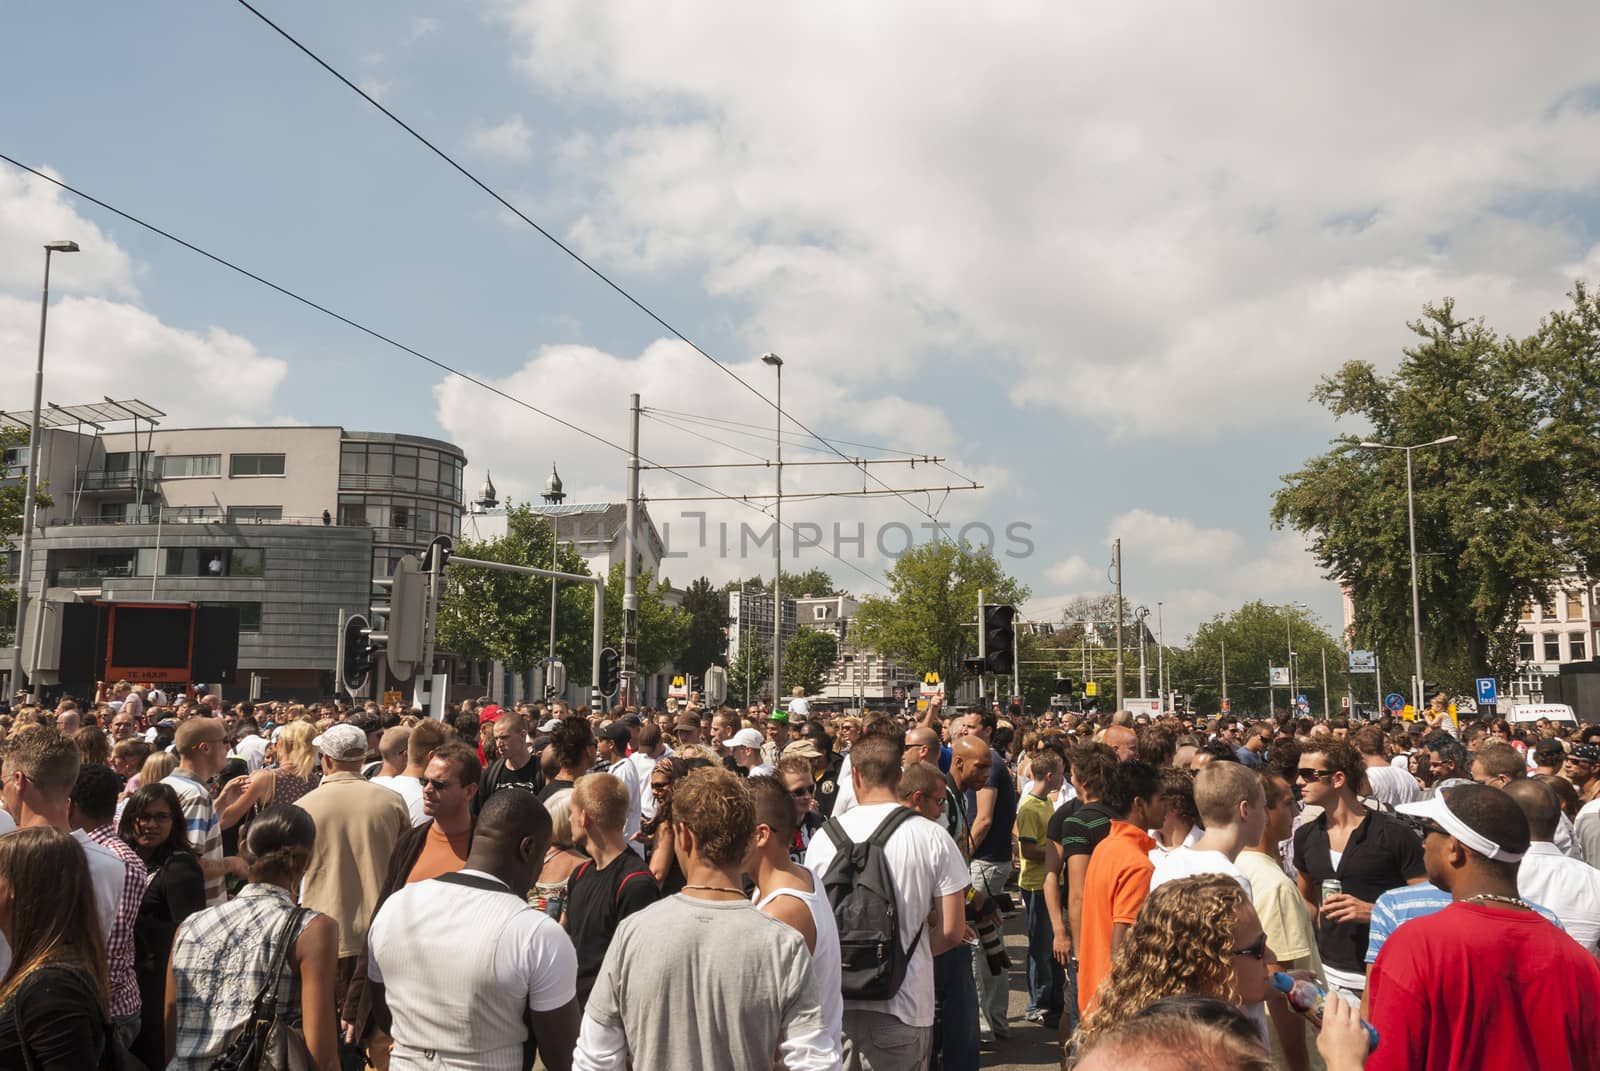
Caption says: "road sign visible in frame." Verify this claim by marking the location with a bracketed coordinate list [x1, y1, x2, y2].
[1296, 693, 1310, 714]
[1348, 650, 1377, 674]
[920, 672, 944, 699]
[668, 673, 689, 700]
[1476, 678, 1499, 705]
[1085, 681, 1099, 697]
[381, 690, 402, 707]
[1385, 692, 1405, 713]
[1341, 695, 1351, 710]
[1269, 667, 1290, 686]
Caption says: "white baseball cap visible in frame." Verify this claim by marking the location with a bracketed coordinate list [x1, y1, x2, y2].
[722, 728, 765, 750]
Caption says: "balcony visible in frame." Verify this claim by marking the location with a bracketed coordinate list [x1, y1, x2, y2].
[78, 468, 157, 491]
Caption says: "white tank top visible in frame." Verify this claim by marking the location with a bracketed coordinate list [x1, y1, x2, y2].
[756, 875, 843, 1046]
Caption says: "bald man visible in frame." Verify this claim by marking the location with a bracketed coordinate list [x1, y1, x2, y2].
[1102, 725, 1137, 763]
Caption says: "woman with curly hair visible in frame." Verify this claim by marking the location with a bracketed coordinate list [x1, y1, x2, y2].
[1075, 875, 1272, 1055]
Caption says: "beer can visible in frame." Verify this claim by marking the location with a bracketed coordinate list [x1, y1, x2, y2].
[1321, 878, 1342, 902]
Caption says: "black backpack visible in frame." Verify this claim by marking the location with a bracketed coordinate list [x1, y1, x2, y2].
[819, 806, 923, 1000]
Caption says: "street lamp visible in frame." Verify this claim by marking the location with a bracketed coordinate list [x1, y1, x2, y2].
[1358, 435, 1460, 708]
[542, 463, 565, 676]
[761, 352, 783, 708]
[9, 240, 78, 698]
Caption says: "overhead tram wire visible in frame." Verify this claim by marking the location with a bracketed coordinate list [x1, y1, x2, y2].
[231, 0, 959, 526]
[0, 153, 890, 594]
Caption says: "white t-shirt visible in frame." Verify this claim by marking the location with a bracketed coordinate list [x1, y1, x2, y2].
[370, 775, 427, 826]
[830, 754, 857, 816]
[1149, 846, 1254, 898]
[1516, 842, 1600, 953]
[607, 758, 644, 855]
[804, 802, 970, 1029]
[0, 824, 123, 977]
[788, 697, 811, 719]
[1363, 763, 1420, 807]
[235, 734, 268, 773]
[629, 748, 670, 823]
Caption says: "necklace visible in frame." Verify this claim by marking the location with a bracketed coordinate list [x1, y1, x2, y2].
[682, 884, 746, 897]
[1465, 892, 1531, 911]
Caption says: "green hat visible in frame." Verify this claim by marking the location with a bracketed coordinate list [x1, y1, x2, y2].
[768, 710, 790, 724]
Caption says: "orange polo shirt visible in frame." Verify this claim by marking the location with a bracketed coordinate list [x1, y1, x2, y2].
[1077, 818, 1156, 1014]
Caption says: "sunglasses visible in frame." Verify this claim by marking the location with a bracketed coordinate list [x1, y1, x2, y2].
[790, 785, 814, 798]
[1295, 768, 1334, 782]
[422, 778, 461, 792]
[1416, 818, 1448, 840]
[1231, 932, 1268, 960]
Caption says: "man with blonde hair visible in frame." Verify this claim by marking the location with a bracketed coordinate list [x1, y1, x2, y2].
[1150, 759, 1266, 896]
[564, 772, 659, 1006]
[165, 717, 245, 906]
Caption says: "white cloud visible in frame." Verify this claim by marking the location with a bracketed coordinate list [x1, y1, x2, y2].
[490, 1, 1600, 435]
[1109, 508, 1244, 569]
[1045, 554, 1093, 586]
[357, 77, 392, 102]
[466, 116, 534, 162]
[0, 165, 289, 425]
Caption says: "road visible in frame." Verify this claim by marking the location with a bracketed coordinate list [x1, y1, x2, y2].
[983, 912, 1062, 1070]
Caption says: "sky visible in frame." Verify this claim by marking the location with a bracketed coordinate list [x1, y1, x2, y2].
[4, 2, 1600, 646]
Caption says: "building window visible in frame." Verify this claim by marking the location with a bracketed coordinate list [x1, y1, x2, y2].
[2, 446, 26, 477]
[164, 506, 220, 523]
[1539, 634, 1561, 662]
[202, 601, 263, 633]
[1518, 636, 1536, 663]
[1569, 592, 1587, 621]
[227, 506, 283, 523]
[157, 454, 221, 479]
[1571, 632, 1588, 661]
[164, 547, 263, 577]
[1520, 601, 1535, 622]
[230, 453, 285, 477]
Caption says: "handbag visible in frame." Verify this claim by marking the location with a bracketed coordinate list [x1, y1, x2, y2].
[209, 906, 311, 1071]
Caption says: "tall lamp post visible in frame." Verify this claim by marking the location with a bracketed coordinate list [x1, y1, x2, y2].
[761, 352, 784, 708]
[9, 240, 78, 698]
[1358, 435, 1459, 706]
[542, 463, 565, 674]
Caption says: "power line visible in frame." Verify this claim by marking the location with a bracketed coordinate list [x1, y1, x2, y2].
[230, 0, 960, 525]
[0, 152, 890, 593]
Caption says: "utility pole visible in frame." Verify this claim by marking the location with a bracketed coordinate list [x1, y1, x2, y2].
[1220, 639, 1228, 708]
[622, 394, 640, 706]
[1135, 606, 1149, 697]
[977, 588, 987, 707]
[543, 463, 565, 671]
[1285, 605, 1296, 713]
[1374, 653, 1384, 719]
[1113, 540, 1125, 713]
[1012, 616, 1021, 713]
[762, 353, 784, 708]
[1157, 601, 1166, 712]
[1321, 646, 1331, 719]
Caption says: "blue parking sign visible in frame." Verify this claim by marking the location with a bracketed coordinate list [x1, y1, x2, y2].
[1476, 678, 1498, 705]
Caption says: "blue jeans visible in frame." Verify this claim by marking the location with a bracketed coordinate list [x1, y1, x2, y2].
[931, 943, 980, 1070]
[1021, 889, 1057, 1014]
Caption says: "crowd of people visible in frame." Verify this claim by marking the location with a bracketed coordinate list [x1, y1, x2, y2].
[0, 679, 1597, 1070]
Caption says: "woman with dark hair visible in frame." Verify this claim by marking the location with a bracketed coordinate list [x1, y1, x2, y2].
[165, 805, 340, 1071]
[643, 756, 692, 892]
[119, 782, 207, 1068]
[0, 826, 112, 1068]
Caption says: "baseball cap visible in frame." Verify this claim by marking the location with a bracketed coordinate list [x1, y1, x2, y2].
[675, 714, 702, 730]
[313, 723, 368, 762]
[539, 718, 561, 733]
[723, 728, 765, 750]
[1397, 787, 1525, 862]
[478, 704, 503, 724]
[1569, 744, 1600, 763]
[598, 722, 631, 744]
[782, 739, 824, 761]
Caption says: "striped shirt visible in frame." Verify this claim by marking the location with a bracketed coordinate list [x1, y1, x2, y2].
[168, 884, 318, 1071]
[163, 770, 225, 906]
[1365, 881, 1562, 963]
[85, 824, 147, 1019]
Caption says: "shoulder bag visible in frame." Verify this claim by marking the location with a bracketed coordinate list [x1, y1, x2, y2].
[209, 906, 311, 1071]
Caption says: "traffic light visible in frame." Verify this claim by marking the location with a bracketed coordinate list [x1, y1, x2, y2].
[340, 613, 372, 693]
[598, 647, 621, 697]
[1053, 677, 1074, 696]
[983, 605, 1015, 674]
[371, 554, 426, 679]
[704, 664, 728, 706]
[963, 656, 986, 675]
[420, 535, 453, 574]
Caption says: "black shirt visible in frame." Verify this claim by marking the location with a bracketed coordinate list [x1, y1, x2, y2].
[1293, 809, 1425, 975]
[565, 850, 660, 1005]
[966, 757, 1019, 864]
[0, 964, 106, 1070]
[535, 778, 576, 804]
[478, 754, 544, 811]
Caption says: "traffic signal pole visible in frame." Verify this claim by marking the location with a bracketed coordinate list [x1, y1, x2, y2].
[1113, 538, 1125, 713]
[977, 589, 986, 707]
[622, 393, 640, 706]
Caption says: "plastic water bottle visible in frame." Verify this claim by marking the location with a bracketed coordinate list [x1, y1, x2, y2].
[1270, 971, 1380, 1053]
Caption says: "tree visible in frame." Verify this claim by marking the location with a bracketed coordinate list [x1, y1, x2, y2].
[598, 562, 689, 677]
[784, 627, 838, 696]
[1272, 289, 1600, 690]
[851, 541, 1030, 689]
[678, 576, 727, 678]
[721, 567, 842, 597]
[435, 502, 594, 671]
[727, 635, 773, 707]
[1, 427, 53, 648]
[1165, 601, 1351, 717]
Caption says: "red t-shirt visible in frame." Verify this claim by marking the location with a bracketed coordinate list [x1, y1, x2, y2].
[1367, 900, 1600, 1071]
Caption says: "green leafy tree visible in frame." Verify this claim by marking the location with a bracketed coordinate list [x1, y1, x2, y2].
[1165, 601, 1352, 717]
[435, 502, 594, 671]
[784, 627, 838, 696]
[851, 541, 1030, 689]
[1272, 290, 1600, 688]
[728, 635, 773, 707]
[721, 567, 841, 597]
[1, 427, 52, 647]
[678, 576, 727, 678]
[595, 562, 689, 677]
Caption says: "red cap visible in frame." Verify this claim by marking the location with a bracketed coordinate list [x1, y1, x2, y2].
[478, 704, 503, 723]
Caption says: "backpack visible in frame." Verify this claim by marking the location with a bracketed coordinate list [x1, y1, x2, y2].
[819, 806, 923, 1001]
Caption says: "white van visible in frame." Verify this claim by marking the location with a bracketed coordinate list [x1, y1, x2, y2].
[1507, 703, 1577, 726]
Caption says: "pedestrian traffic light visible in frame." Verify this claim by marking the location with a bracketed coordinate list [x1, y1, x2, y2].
[983, 605, 1015, 674]
[599, 647, 621, 697]
[1053, 677, 1074, 695]
[963, 657, 986, 675]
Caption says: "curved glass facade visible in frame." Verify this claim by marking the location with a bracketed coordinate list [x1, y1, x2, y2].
[337, 433, 465, 576]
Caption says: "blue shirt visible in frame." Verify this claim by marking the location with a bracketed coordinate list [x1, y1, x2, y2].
[1365, 881, 1562, 963]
